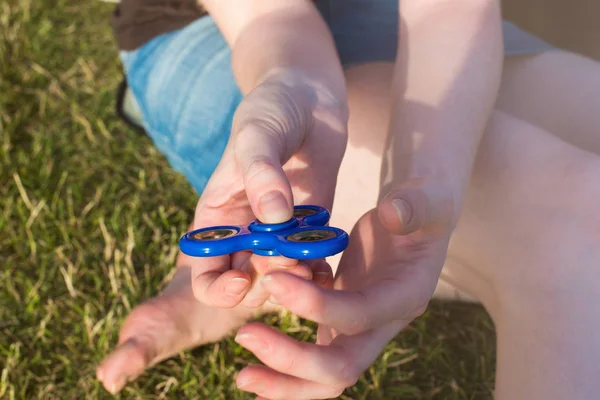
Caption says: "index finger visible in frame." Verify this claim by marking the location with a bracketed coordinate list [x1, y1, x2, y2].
[190, 252, 252, 308]
[261, 270, 431, 336]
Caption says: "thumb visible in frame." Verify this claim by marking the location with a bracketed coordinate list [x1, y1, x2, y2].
[377, 179, 456, 235]
[232, 83, 313, 224]
[234, 124, 294, 224]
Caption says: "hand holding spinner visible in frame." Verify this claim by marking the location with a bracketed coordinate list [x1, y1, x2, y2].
[179, 205, 349, 260]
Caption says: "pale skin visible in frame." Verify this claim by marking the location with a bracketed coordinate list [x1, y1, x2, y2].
[97, 0, 600, 398]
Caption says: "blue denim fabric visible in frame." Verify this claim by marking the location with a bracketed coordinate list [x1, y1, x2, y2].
[120, 17, 242, 194]
[119, 0, 551, 194]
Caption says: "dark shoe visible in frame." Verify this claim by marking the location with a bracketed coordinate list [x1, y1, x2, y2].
[116, 78, 146, 134]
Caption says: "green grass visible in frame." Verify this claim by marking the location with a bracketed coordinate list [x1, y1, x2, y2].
[0, 1, 496, 398]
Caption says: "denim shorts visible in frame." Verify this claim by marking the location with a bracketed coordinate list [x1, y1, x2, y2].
[119, 0, 553, 194]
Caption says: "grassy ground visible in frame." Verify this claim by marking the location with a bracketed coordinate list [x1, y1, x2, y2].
[0, 1, 497, 399]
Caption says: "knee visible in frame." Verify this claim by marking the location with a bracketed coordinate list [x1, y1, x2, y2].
[463, 113, 600, 300]
[126, 18, 240, 138]
[498, 165, 600, 306]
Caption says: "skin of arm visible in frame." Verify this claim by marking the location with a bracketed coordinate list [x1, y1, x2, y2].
[382, 0, 503, 231]
[202, 0, 347, 107]
[195, 0, 350, 225]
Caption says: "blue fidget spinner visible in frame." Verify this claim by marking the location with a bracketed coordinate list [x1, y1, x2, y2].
[179, 205, 349, 260]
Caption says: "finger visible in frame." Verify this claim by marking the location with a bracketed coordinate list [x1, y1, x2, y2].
[262, 272, 368, 335]
[254, 258, 331, 288]
[232, 81, 315, 224]
[240, 256, 313, 309]
[237, 364, 345, 400]
[231, 250, 253, 270]
[249, 259, 332, 308]
[249, 256, 312, 278]
[262, 271, 431, 335]
[378, 179, 456, 236]
[235, 323, 351, 385]
[308, 259, 334, 289]
[328, 321, 405, 375]
[234, 125, 294, 224]
[237, 322, 404, 400]
[191, 255, 252, 308]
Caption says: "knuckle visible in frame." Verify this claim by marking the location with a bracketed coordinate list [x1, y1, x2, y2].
[327, 386, 348, 399]
[191, 274, 220, 307]
[335, 355, 361, 388]
[233, 89, 308, 155]
[190, 281, 210, 304]
[235, 116, 286, 144]
[339, 370, 360, 389]
[408, 298, 430, 320]
[337, 321, 368, 337]
[281, 352, 297, 372]
[298, 290, 327, 319]
[243, 157, 277, 180]
[335, 302, 374, 336]
[233, 130, 286, 180]
[234, 96, 293, 138]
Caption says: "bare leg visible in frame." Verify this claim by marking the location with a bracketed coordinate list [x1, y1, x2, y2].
[498, 51, 600, 154]
[449, 112, 600, 400]
[335, 60, 600, 399]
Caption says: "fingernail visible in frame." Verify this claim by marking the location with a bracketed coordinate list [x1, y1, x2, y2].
[267, 295, 280, 305]
[237, 375, 264, 392]
[235, 333, 269, 354]
[109, 375, 127, 394]
[96, 368, 104, 382]
[226, 277, 250, 296]
[259, 191, 290, 223]
[236, 375, 254, 389]
[391, 198, 412, 226]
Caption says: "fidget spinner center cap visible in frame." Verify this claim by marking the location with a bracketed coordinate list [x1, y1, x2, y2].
[248, 218, 299, 233]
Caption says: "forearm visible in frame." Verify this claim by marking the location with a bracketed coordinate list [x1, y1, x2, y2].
[385, 0, 503, 226]
[203, 0, 346, 106]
